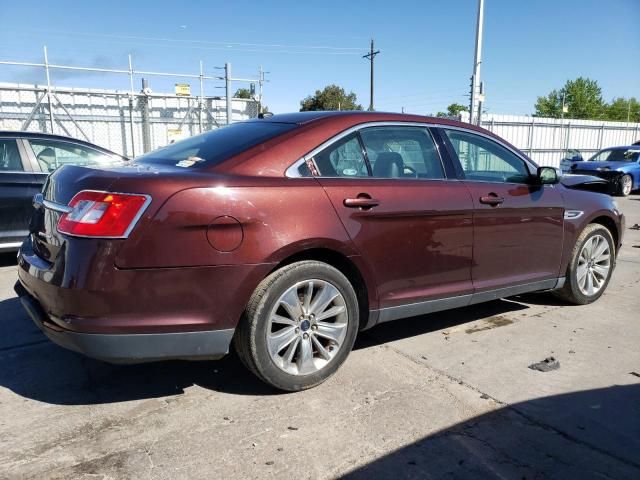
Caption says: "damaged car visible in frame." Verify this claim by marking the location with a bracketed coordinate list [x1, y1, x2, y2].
[15, 112, 625, 391]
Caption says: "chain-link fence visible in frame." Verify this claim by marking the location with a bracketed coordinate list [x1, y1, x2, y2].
[0, 48, 264, 157]
[0, 83, 260, 157]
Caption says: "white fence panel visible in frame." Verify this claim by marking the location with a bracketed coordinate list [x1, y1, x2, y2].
[461, 112, 640, 167]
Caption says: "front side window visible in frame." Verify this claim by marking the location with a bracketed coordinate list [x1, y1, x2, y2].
[359, 127, 444, 179]
[313, 133, 369, 177]
[29, 140, 121, 172]
[0, 139, 23, 172]
[444, 129, 531, 184]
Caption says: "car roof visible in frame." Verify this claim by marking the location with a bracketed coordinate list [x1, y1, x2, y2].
[598, 145, 640, 150]
[251, 110, 476, 129]
[0, 130, 124, 157]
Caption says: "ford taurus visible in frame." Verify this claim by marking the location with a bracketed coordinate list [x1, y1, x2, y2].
[15, 112, 624, 391]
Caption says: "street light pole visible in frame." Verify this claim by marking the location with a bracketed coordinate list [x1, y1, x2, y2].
[470, 0, 484, 124]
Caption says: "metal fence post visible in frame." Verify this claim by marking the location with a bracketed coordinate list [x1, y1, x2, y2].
[528, 117, 535, 157]
[598, 123, 604, 150]
[225, 62, 232, 125]
[43, 46, 54, 133]
[128, 54, 136, 157]
[199, 61, 204, 133]
[140, 78, 151, 153]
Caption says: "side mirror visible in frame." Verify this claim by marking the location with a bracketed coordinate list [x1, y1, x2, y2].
[537, 166, 559, 185]
[563, 149, 583, 162]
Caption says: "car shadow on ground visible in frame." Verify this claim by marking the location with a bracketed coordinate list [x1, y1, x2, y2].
[0, 294, 539, 405]
[355, 297, 531, 349]
[342, 384, 640, 479]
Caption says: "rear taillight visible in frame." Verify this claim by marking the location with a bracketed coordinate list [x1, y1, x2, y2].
[57, 190, 150, 238]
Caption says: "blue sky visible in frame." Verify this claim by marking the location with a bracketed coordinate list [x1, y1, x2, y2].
[0, 0, 638, 115]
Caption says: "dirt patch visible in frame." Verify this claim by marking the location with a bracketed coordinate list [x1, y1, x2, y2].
[465, 316, 514, 334]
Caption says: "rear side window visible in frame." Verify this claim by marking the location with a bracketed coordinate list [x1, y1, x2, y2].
[29, 139, 120, 173]
[313, 133, 369, 177]
[0, 139, 23, 171]
[136, 121, 297, 167]
[359, 127, 444, 179]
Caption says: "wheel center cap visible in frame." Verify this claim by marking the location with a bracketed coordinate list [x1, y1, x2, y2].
[300, 319, 311, 332]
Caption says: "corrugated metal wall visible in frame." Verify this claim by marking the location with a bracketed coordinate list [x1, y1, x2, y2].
[462, 113, 640, 167]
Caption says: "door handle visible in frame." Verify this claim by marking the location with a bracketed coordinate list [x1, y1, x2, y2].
[343, 197, 380, 209]
[479, 194, 504, 206]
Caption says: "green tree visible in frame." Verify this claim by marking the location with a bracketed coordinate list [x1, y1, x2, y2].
[300, 84, 362, 111]
[534, 77, 606, 119]
[606, 97, 640, 122]
[436, 103, 469, 118]
[234, 87, 270, 115]
[234, 88, 252, 99]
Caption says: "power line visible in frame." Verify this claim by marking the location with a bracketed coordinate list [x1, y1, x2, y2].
[34, 29, 364, 53]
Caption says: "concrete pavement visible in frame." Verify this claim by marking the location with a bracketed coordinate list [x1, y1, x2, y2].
[0, 196, 639, 479]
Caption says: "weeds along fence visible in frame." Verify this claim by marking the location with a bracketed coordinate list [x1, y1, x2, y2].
[461, 112, 640, 167]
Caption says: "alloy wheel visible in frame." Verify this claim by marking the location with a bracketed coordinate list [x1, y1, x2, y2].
[576, 234, 611, 296]
[267, 279, 348, 375]
[622, 175, 632, 196]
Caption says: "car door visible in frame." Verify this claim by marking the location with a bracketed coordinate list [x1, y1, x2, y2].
[439, 128, 564, 297]
[0, 137, 42, 250]
[313, 125, 474, 322]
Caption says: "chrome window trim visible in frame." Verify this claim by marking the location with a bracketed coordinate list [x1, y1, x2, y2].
[285, 121, 537, 179]
[286, 121, 443, 179]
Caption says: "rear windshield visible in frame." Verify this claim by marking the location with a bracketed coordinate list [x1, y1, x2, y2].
[135, 121, 297, 168]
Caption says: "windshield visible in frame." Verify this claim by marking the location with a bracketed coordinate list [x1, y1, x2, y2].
[135, 121, 297, 167]
[589, 148, 640, 162]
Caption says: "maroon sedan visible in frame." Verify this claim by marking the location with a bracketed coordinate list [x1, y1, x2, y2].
[16, 112, 624, 391]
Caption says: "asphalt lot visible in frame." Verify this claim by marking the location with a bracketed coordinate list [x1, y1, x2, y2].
[0, 196, 639, 480]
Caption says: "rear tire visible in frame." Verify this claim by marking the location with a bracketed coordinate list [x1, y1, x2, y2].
[553, 223, 615, 305]
[234, 261, 359, 391]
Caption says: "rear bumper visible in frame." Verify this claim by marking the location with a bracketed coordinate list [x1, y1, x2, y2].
[15, 281, 234, 363]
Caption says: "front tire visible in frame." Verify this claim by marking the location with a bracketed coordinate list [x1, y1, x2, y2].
[553, 224, 615, 305]
[234, 261, 359, 391]
[618, 174, 633, 196]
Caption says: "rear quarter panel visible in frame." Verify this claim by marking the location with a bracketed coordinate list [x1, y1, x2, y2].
[115, 178, 360, 269]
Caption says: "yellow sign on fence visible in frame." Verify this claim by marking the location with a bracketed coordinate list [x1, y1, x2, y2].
[175, 84, 191, 96]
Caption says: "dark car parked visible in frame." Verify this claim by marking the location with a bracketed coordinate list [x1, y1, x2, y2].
[15, 112, 624, 391]
[0, 131, 125, 252]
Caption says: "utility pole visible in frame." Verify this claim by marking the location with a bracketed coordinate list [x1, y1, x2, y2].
[469, 0, 484, 124]
[627, 99, 632, 123]
[258, 65, 264, 114]
[225, 62, 232, 125]
[363, 39, 380, 111]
